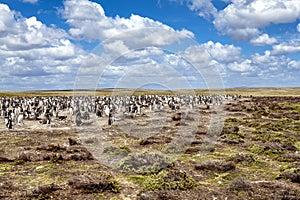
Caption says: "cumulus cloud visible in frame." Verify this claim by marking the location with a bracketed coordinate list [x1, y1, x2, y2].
[271, 41, 300, 55]
[201, 41, 241, 63]
[214, 0, 300, 41]
[249, 50, 300, 86]
[170, 0, 218, 19]
[63, 0, 194, 49]
[250, 34, 277, 46]
[0, 3, 87, 90]
[1, 0, 298, 90]
[228, 59, 255, 73]
[180, 45, 211, 66]
[180, 45, 226, 88]
[90, 47, 206, 89]
[62, 0, 200, 89]
[288, 60, 300, 69]
[252, 50, 289, 72]
[184, 0, 217, 19]
[0, 5, 68, 51]
[175, 0, 300, 42]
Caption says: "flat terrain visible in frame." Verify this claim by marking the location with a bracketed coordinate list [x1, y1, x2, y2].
[0, 88, 300, 199]
[1, 87, 299, 97]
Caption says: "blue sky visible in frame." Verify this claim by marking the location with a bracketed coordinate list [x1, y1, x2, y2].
[0, 0, 299, 90]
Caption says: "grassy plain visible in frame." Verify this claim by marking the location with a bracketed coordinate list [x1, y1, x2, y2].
[0, 87, 299, 97]
[0, 87, 299, 199]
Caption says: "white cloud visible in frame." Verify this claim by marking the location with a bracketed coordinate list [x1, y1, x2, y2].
[252, 50, 272, 64]
[103, 40, 130, 55]
[297, 23, 300, 32]
[271, 42, 300, 55]
[75, 45, 211, 89]
[171, 0, 217, 19]
[63, 0, 194, 48]
[0, 4, 88, 90]
[94, 47, 204, 89]
[186, 0, 217, 19]
[250, 50, 300, 85]
[228, 59, 255, 73]
[252, 50, 289, 71]
[180, 45, 211, 66]
[214, 0, 300, 41]
[288, 60, 300, 69]
[201, 41, 241, 63]
[22, 0, 38, 4]
[173, 41, 242, 78]
[0, 4, 18, 34]
[0, 13, 67, 51]
[177, 0, 300, 42]
[250, 34, 277, 46]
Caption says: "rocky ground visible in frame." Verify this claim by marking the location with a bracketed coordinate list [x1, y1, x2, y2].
[0, 96, 299, 199]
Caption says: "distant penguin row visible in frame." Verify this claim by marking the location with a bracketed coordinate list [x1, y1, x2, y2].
[0, 94, 240, 128]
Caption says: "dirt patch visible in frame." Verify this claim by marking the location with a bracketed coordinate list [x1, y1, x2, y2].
[140, 135, 172, 145]
[29, 183, 61, 198]
[195, 160, 236, 172]
[1, 95, 300, 199]
[16, 144, 94, 162]
[228, 177, 252, 191]
[68, 174, 120, 193]
[118, 152, 172, 174]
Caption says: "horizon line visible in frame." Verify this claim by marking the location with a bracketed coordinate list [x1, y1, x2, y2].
[0, 86, 299, 93]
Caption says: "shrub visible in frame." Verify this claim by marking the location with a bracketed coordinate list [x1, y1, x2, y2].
[142, 170, 196, 191]
[228, 177, 252, 191]
[195, 160, 235, 173]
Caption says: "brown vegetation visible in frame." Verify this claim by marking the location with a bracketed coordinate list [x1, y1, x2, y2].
[0, 89, 300, 199]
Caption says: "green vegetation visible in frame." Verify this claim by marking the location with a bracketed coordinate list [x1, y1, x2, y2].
[141, 170, 196, 190]
[1, 93, 300, 199]
[118, 151, 172, 174]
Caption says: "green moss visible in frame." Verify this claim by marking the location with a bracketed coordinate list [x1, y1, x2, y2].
[251, 131, 296, 145]
[207, 172, 234, 187]
[219, 172, 232, 181]
[247, 144, 265, 155]
[103, 146, 130, 156]
[28, 173, 53, 187]
[247, 121, 261, 129]
[142, 170, 196, 191]
[119, 145, 131, 153]
[35, 163, 55, 173]
[118, 151, 172, 174]
[0, 163, 14, 174]
[129, 174, 147, 184]
[253, 109, 270, 117]
[106, 175, 121, 193]
[261, 122, 284, 131]
[255, 118, 299, 132]
[220, 133, 244, 143]
[109, 197, 119, 200]
[294, 141, 300, 151]
[211, 147, 240, 159]
[278, 102, 300, 112]
[225, 118, 241, 124]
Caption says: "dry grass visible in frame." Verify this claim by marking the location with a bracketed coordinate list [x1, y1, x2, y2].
[224, 87, 300, 97]
[0, 87, 299, 97]
[1, 90, 300, 199]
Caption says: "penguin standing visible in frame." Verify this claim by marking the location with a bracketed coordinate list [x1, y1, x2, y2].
[75, 112, 82, 126]
[108, 110, 114, 125]
[7, 110, 13, 129]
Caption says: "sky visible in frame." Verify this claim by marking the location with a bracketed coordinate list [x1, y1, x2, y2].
[0, 0, 299, 91]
